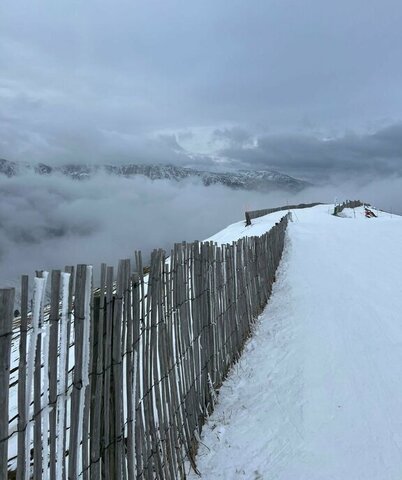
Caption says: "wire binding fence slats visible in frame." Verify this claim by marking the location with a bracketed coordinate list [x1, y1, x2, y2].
[0, 213, 291, 479]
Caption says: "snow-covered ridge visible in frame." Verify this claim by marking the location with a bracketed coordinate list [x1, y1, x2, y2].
[191, 204, 402, 480]
[0, 158, 310, 192]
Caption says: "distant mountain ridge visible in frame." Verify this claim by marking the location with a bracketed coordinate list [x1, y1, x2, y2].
[0, 158, 310, 192]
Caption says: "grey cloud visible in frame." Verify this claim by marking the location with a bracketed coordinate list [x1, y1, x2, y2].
[1, 171, 402, 295]
[219, 124, 402, 181]
[213, 127, 252, 148]
[0, 171, 285, 289]
[2, 0, 402, 168]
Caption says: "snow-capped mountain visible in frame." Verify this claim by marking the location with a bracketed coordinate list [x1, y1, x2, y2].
[0, 158, 310, 192]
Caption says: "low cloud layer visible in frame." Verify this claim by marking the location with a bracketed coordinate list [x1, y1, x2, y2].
[0, 173, 277, 289]
[1, 172, 401, 293]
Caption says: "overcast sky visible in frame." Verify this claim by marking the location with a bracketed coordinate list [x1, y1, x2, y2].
[2, 0, 402, 287]
[1, 0, 402, 179]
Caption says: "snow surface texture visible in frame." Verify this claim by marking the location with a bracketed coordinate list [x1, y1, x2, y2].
[190, 205, 402, 480]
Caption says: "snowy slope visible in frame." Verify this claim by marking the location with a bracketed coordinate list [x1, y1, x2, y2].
[205, 209, 289, 245]
[190, 205, 402, 480]
[8, 203, 402, 478]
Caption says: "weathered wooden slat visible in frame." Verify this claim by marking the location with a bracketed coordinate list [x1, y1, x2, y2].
[111, 260, 124, 479]
[53, 271, 71, 480]
[172, 244, 189, 464]
[49, 270, 61, 480]
[175, 243, 196, 471]
[90, 263, 106, 480]
[183, 243, 197, 443]
[140, 251, 152, 480]
[17, 277, 28, 480]
[103, 266, 114, 478]
[125, 264, 135, 480]
[168, 258, 185, 478]
[82, 265, 93, 480]
[132, 269, 143, 479]
[63, 266, 74, 480]
[68, 265, 87, 479]
[160, 262, 179, 479]
[133, 251, 147, 478]
[34, 270, 46, 480]
[0, 288, 15, 479]
[121, 259, 130, 480]
[146, 250, 164, 479]
[150, 250, 169, 479]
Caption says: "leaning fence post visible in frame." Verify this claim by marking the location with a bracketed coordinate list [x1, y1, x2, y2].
[0, 288, 15, 479]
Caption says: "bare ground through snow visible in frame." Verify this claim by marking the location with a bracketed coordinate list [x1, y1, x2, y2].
[190, 206, 402, 480]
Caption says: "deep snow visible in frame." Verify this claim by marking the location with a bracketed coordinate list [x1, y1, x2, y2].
[190, 205, 402, 480]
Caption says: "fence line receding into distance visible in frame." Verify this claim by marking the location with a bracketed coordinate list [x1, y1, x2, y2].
[245, 202, 323, 225]
[0, 213, 291, 479]
[333, 200, 364, 216]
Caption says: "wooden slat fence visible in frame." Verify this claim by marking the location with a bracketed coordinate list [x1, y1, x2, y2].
[245, 202, 323, 225]
[333, 200, 364, 216]
[0, 213, 290, 479]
